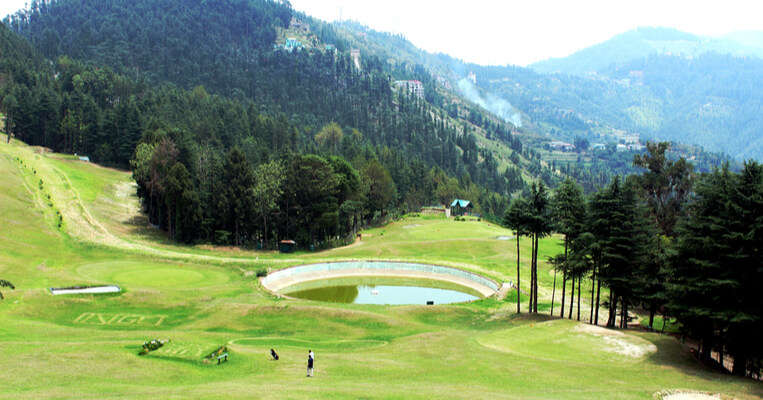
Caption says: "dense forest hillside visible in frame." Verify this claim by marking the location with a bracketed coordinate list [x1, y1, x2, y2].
[473, 53, 763, 160]
[1, 0, 563, 247]
[2, 0, 541, 188]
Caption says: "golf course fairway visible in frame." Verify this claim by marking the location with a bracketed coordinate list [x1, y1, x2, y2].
[0, 136, 761, 399]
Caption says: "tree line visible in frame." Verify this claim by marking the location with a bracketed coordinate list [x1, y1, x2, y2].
[504, 142, 762, 377]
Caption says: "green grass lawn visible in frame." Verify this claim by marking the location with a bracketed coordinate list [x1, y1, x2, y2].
[0, 137, 761, 399]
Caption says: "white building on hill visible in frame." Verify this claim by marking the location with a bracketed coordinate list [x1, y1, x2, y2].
[394, 80, 425, 98]
[350, 49, 361, 70]
[548, 141, 576, 151]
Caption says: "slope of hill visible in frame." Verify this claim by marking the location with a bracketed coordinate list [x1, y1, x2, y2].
[3, 133, 761, 398]
[326, 22, 744, 169]
[531, 27, 763, 75]
[478, 53, 763, 160]
[329, 22, 760, 162]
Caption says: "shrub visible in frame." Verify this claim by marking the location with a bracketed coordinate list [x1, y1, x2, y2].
[214, 230, 231, 244]
[255, 268, 268, 277]
[139, 338, 168, 355]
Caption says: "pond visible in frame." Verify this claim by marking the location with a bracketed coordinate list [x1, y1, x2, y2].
[280, 277, 482, 305]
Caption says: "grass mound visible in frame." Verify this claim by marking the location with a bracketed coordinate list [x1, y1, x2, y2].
[478, 319, 656, 363]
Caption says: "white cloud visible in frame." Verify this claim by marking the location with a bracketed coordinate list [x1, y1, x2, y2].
[1, 0, 27, 20]
[290, 0, 763, 65]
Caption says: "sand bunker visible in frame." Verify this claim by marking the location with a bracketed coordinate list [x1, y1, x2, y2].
[496, 235, 515, 240]
[403, 224, 422, 229]
[658, 390, 722, 400]
[575, 324, 657, 358]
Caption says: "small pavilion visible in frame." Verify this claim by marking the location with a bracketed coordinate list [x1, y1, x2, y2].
[450, 199, 473, 216]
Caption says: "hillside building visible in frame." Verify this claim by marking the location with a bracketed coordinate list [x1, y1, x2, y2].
[548, 141, 576, 151]
[350, 49, 361, 70]
[611, 129, 640, 144]
[283, 38, 302, 52]
[450, 199, 473, 217]
[421, 206, 451, 218]
[394, 80, 425, 98]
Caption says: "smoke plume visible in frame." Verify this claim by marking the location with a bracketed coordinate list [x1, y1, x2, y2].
[457, 78, 522, 127]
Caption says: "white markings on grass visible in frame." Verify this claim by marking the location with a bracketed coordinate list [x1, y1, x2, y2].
[73, 312, 166, 326]
[50, 285, 121, 295]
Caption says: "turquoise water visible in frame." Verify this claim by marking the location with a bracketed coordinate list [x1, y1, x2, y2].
[283, 278, 481, 305]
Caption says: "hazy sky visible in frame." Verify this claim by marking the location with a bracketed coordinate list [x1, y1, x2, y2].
[2, 0, 762, 65]
[290, 0, 763, 65]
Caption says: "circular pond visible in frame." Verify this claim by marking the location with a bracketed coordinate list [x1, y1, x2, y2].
[282, 276, 482, 305]
[261, 261, 499, 305]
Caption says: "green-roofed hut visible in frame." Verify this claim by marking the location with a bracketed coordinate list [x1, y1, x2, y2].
[450, 199, 473, 217]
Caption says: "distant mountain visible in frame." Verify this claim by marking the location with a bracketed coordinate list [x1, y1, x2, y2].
[722, 30, 763, 54]
[485, 53, 763, 160]
[531, 27, 763, 75]
[334, 24, 762, 161]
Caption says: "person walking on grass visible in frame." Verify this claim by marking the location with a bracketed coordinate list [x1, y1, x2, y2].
[307, 350, 314, 377]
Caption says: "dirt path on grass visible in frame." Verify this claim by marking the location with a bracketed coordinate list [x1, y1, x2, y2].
[8, 147, 300, 266]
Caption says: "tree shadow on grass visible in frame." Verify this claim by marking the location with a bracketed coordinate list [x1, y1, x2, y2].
[641, 332, 761, 391]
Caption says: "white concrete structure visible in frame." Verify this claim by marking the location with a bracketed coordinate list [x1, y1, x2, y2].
[50, 285, 121, 295]
[261, 261, 500, 299]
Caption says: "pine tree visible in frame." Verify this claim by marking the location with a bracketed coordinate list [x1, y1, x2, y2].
[590, 177, 647, 328]
[632, 141, 694, 329]
[671, 162, 763, 374]
[551, 178, 586, 317]
[503, 197, 531, 313]
[252, 160, 285, 249]
[527, 182, 552, 313]
[222, 148, 256, 246]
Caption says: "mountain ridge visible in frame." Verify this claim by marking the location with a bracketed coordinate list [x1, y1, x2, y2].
[530, 26, 763, 75]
